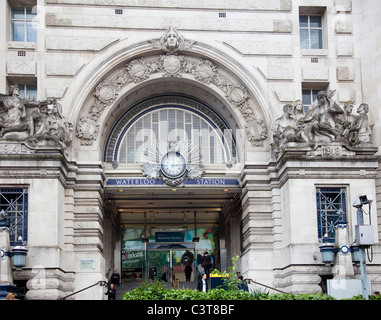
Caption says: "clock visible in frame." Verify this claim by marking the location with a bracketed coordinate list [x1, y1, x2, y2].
[161, 151, 187, 179]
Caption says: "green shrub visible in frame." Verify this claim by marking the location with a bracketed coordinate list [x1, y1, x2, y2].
[123, 282, 380, 300]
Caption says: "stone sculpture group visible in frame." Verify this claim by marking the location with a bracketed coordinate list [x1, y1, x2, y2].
[272, 90, 371, 153]
[0, 84, 72, 150]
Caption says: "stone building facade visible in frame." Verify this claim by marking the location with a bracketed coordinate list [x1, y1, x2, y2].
[0, 0, 380, 299]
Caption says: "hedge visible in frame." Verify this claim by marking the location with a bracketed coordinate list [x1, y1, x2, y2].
[123, 280, 381, 300]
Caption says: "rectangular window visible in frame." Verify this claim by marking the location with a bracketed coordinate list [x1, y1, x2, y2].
[11, 6, 37, 42]
[302, 88, 321, 111]
[18, 83, 37, 100]
[0, 188, 28, 246]
[316, 187, 347, 243]
[299, 15, 323, 49]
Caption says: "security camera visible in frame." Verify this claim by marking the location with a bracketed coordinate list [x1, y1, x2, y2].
[353, 194, 373, 208]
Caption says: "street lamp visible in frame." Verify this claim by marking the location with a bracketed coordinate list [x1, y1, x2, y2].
[352, 194, 374, 300]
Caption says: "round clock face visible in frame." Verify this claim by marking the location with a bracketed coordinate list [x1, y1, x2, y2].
[161, 152, 187, 178]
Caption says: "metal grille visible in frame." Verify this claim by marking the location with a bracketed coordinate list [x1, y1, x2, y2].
[316, 187, 346, 243]
[0, 188, 28, 246]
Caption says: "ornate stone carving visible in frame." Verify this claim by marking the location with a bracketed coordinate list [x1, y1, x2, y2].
[76, 117, 100, 145]
[271, 91, 373, 154]
[150, 27, 195, 54]
[161, 54, 184, 77]
[125, 58, 151, 83]
[76, 28, 268, 147]
[193, 59, 218, 84]
[94, 80, 117, 105]
[0, 84, 73, 151]
[32, 99, 73, 149]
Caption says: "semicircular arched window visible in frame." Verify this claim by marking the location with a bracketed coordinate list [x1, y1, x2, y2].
[104, 96, 237, 165]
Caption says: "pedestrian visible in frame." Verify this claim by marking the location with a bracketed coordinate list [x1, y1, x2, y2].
[110, 269, 120, 286]
[201, 251, 212, 278]
[105, 283, 116, 300]
[185, 262, 192, 281]
[197, 273, 208, 293]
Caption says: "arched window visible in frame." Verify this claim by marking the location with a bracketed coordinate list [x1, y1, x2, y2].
[105, 96, 237, 165]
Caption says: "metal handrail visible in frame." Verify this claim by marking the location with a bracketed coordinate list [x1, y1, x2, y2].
[58, 280, 108, 300]
[244, 278, 287, 294]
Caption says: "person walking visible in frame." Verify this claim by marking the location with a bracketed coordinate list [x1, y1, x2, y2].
[201, 251, 212, 278]
[197, 273, 208, 293]
[110, 269, 120, 286]
[105, 283, 116, 300]
[185, 262, 192, 282]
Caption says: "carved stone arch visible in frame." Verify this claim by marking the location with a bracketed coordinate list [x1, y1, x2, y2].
[65, 28, 275, 161]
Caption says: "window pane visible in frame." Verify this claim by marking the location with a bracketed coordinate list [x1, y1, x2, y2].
[309, 15, 322, 28]
[310, 29, 323, 49]
[312, 89, 320, 102]
[11, 7, 25, 20]
[299, 29, 309, 49]
[26, 84, 37, 100]
[302, 89, 311, 106]
[26, 22, 37, 42]
[12, 21, 25, 41]
[26, 7, 37, 20]
[299, 15, 309, 28]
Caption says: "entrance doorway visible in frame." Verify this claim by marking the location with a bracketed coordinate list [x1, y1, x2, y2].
[121, 227, 217, 283]
[105, 182, 241, 283]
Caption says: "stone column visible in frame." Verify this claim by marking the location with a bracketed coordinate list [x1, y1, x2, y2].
[240, 165, 275, 290]
[71, 161, 107, 300]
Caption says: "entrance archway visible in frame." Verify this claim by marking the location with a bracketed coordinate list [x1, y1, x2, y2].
[103, 92, 242, 283]
[65, 28, 272, 290]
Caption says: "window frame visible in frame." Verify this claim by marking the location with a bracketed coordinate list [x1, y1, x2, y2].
[299, 14, 324, 50]
[10, 5, 37, 43]
[18, 83, 37, 100]
[316, 187, 348, 243]
[0, 188, 28, 246]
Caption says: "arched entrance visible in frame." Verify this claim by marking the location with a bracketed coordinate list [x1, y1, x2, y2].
[103, 93, 242, 283]
[65, 27, 274, 294]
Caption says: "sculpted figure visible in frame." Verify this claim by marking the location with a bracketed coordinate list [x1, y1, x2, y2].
[35, 99, 72, 148]
[339, 101, 356, 139]
[292, 100, 305, 122]
[0, 84, 30, 139]
[273, 104, 301, 149]
[151, 27, 194, 54]
[347, 103, 371, 145]
[299, 90, 343, 143]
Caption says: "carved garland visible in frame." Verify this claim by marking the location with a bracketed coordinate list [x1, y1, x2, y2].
[76, 30, 267, 146]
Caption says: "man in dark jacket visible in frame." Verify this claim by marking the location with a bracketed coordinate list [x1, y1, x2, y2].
[105, 283, 116, 300]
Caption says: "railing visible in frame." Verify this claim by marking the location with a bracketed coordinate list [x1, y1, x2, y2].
[244, 278, 287, 294]
[58, 280, 108, 300]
